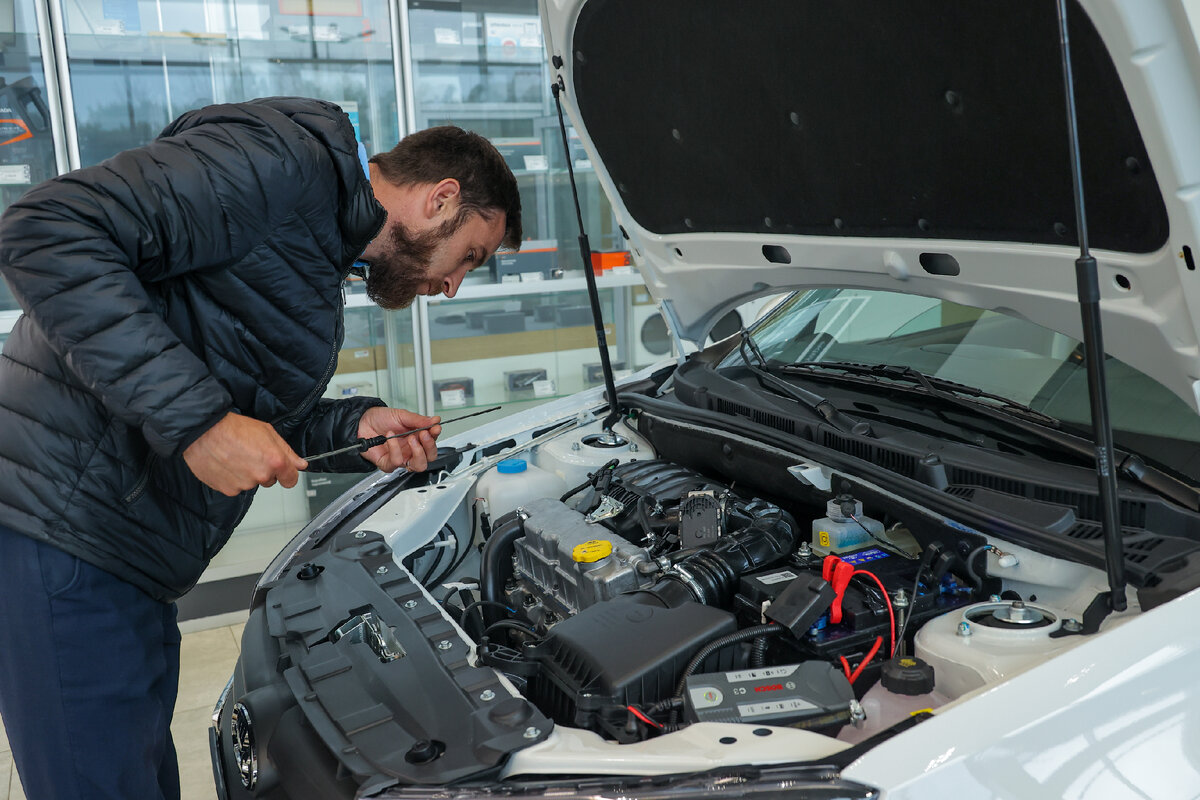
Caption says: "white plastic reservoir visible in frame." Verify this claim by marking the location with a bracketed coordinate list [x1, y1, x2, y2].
[477, 458, 569, 520]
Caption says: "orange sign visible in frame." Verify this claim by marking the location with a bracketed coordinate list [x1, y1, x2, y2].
[0, 118, 32, 147]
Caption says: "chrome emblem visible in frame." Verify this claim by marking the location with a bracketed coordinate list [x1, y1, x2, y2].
[230, 702, 258, 790]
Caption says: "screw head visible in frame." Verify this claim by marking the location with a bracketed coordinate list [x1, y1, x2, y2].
[1062, 618, 1083, 633]
[523, 727, 541, 739]
[479, 689, 496, 701]
[1011, 600, 1026, 609]
[957, 621, 973, 637]
[403, 600, 418, 609]
[437, 639, 453, 651]
[629, 443, 639, 452]
[376, 565, 389, 575]
[571, 441, 581, 451]
[354, 531, 367, 539]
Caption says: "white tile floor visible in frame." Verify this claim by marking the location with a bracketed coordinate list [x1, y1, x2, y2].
[0, 620, 246, 800]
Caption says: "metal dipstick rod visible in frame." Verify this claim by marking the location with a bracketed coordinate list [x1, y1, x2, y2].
[302, 406, 501, 463]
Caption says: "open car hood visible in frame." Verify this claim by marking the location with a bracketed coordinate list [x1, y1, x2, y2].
[540, 0, 1200, 412]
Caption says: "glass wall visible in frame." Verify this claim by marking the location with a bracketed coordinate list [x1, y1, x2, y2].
[0, 0, 660, 571]
[0, 0, 60, 313]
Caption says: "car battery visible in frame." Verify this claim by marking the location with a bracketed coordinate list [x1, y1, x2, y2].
[683, 661, 855, 729]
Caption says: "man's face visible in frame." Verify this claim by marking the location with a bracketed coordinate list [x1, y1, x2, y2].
[364, 204, 507, 310]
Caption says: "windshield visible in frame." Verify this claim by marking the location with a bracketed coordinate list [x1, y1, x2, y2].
[724, 288, 1200, 480]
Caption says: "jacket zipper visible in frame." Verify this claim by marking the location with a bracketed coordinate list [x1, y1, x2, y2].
[123, 453, 159, 504]
[271, 289, 345, 428]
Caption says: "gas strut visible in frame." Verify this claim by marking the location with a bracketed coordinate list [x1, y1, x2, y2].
[1056, 0, 1126, 613]
[550, 65, 625, 441]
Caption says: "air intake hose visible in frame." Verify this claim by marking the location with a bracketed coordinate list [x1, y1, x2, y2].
[644, 499, 797, 608]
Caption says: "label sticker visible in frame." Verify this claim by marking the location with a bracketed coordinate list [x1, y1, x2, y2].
[737, 698, 817, 718]
[0, 164, 30, 185]
[818, 531, 830, 547]
[841, 548, 889, 565]
[532, 379, 556, 397]
[726, 665, 798, 683]
[440, 388, 467, 408]
[757, 570, 798, 585]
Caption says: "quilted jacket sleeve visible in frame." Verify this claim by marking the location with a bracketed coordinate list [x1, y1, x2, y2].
[0, 108, 320, 457]
[286, 397, 387, 473]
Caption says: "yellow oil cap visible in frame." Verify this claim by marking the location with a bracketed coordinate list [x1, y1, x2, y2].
[572, 539, 613, 563]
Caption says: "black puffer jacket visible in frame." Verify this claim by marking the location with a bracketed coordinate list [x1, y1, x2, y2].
[0, 97, 388, 602]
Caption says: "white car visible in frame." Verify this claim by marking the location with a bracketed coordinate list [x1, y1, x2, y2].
[211, 1, 1200, 797]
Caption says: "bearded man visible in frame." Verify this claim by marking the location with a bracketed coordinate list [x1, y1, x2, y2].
[0, 96, 520, 799]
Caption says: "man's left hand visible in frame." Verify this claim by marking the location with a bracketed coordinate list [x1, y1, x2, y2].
[358, 406, 441, 472]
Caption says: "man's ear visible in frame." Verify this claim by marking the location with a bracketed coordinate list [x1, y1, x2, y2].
[425, 178, 461, 219]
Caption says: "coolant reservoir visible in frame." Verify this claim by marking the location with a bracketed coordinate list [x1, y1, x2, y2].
[477, 459, 568, 520]
[812, 496, 883, 555]
[837, 656, 948, 744]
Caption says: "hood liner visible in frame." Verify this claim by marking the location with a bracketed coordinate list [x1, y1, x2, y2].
[572, 0, 1168, 253]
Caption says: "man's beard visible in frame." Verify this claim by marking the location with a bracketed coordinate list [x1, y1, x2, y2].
[364, 214, 464, 310]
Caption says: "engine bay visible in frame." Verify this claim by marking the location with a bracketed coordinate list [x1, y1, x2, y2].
[425, 414, 1130, 752]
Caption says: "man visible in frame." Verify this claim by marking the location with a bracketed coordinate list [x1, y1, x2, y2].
[0, 96, 521, 799]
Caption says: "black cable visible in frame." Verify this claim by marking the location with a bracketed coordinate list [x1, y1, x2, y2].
[895, 547, 940, 653]
[482, 620, 541, 641]
[460, 600, 516, 638]
[418, 525, 455, 583]
[674, 624, 782, 699]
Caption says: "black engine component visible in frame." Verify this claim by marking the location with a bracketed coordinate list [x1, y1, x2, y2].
[526, 594, 739, 742]
[582, 460, 729, 545]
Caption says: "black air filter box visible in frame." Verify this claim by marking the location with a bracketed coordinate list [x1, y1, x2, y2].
[527, 594, 738, 740]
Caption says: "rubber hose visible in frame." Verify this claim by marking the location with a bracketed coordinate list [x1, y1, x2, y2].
[480, 512, 525, 624]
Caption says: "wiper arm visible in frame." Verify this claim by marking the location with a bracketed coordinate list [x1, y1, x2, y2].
[784, 361, 1200, 511]
[737, 331, 859, 434]
[788, 361, 1060, 426]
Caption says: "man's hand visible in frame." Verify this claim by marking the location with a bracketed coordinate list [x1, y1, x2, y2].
[183, 411, 308, 496]
[358, 406, 441, 473]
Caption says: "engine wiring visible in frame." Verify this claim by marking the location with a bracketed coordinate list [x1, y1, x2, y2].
[851, 568, 897, 657]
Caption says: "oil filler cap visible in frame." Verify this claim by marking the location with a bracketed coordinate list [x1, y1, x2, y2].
[572, 539, 613, 563]
[881, 656, 935, 696]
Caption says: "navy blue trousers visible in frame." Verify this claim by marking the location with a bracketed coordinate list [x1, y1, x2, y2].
[0, 523, 181, 800]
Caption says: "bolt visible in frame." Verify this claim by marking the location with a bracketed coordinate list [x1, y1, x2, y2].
[437, 639, 453, 651]
[403, 600, 418, 609]
[1011, 600, 1026, 609]
[957, 621, 973, 638]
[1062, 618, 1083, 633]
[797, 542, 813, 558]
[523, 727, 542, 739]
[629, 443, 639, 452]
[376, 565, 389, 575]
[479, 690, 496, 701]
[893, 589, 910, 608]
[354, 531, 366, 539]
[989, 594, 1002, 602]
[571, 441, 582, 451]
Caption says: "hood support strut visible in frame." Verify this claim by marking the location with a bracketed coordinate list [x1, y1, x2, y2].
[1057, 0, 1126, 613]
[551, 71, 625, 439]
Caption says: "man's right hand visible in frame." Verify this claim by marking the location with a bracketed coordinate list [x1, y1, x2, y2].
[182, 411, 308, 496]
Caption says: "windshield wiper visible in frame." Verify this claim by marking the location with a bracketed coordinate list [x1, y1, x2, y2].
[736, 331, 859, 434]
[786, 361, 1061, 426]
[780, 360, 1200, 511]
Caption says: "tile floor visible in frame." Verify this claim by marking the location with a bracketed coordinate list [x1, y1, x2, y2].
[0, 618, 247, 800]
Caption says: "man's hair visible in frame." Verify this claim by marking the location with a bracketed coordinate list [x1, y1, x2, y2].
[369, 126, 522, 251]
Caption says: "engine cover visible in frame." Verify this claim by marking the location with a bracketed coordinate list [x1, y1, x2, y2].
[526, 593, 739, 741]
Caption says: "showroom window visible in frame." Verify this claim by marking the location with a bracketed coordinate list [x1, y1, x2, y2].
[0, 0, 665, 574]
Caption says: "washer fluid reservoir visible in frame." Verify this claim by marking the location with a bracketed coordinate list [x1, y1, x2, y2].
[477, 459, 568, 520]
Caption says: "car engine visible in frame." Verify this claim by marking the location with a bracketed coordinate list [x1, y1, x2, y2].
[466, 458, 980, 743]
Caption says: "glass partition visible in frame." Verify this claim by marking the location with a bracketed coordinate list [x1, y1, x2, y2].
[0, 0, 60, 311]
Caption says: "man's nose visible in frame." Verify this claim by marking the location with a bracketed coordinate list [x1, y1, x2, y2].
[442, 270, 465, 299]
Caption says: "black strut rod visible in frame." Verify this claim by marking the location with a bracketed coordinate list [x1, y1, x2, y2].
[1056, 0, 1126, 612]
[551, 75, 623, 434]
